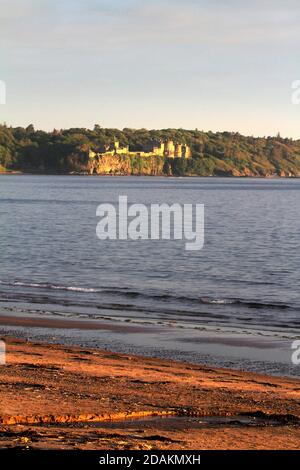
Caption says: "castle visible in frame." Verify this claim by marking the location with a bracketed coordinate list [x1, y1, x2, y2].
[89, 140, 192, 159]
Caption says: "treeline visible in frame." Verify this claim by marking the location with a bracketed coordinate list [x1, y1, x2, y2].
[1, 123, 300, 176]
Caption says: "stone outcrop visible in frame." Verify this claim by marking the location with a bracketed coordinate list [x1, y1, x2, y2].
[88, 154, 165, 176]
[88, 155, 131, 175]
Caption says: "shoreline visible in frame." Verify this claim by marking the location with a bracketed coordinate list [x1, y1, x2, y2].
[0, 171, 299, 178]
[0, 171, 300, 180]
[0, 310, 297, 379]
[0, 336, 299, 449]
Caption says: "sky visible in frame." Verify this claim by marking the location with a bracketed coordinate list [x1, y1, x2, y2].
[1, 0, 300, 138]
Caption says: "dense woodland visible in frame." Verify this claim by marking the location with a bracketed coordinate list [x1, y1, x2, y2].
[1, 123, 300, 176]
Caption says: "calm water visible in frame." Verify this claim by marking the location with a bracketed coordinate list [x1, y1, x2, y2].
[0, 175, 299, 374]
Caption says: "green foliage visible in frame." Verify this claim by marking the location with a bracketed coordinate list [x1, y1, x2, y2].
[1, 124, 300, 176]
[170, 158, 187, 176]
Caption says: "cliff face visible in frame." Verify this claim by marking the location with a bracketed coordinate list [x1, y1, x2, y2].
[88, 155, 131, 175]
[88, 155, 165, 176]
[229, 168, 300, 177]
[86, 154, 300, 177]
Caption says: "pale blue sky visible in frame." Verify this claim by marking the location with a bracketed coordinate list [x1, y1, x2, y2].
[1, 0, 300, 137]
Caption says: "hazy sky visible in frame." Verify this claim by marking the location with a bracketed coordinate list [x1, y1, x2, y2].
[1, 0, 300, 137]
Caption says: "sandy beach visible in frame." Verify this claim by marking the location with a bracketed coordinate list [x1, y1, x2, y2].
[0, 336, 299, 450]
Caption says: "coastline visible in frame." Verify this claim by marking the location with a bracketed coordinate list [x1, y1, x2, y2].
[0, 310, 297, 379]
[0, 171, 299, 178]
[0, 336, 299, 449]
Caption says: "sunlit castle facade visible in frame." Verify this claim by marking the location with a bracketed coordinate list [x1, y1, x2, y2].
[89, 140, 192, 159]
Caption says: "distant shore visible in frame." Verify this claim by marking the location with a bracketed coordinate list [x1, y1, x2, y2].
[2, 126, 300, 177]
[0, 337, 299, 449]
[0, 171, 299, 178]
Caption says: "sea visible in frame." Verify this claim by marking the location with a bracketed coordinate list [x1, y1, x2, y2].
[0, 175, 299, 376]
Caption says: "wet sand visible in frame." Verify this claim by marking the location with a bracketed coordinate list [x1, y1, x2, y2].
[0, 336, 299, 449]
[0, 310, 296, 378]
[0, 314, 147, 332]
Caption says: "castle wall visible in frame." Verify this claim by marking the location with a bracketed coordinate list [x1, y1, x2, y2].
[89, 140, 191, 162]
[153, 142, 165, 156]
[115, 147, 129, 155]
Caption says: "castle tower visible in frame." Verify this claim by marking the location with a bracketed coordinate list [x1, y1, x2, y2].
[164, 140, 175, 157]
[175, 144, 183, 158]
[182, 145, 192, 159]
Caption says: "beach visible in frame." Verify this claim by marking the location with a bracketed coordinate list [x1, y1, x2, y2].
[0, 336, 299, 450]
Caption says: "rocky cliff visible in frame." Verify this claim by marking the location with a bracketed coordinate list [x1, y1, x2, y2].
[88, 155, 165, 176]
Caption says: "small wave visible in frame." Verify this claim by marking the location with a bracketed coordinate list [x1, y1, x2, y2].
[52, 286, 98, 293]
[0, 280, 294, 311]
[200, 298, 235, 305]
[107, 291, 291, 310]
[199, 297, 290, 310]
[2, 281, 101, 294]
